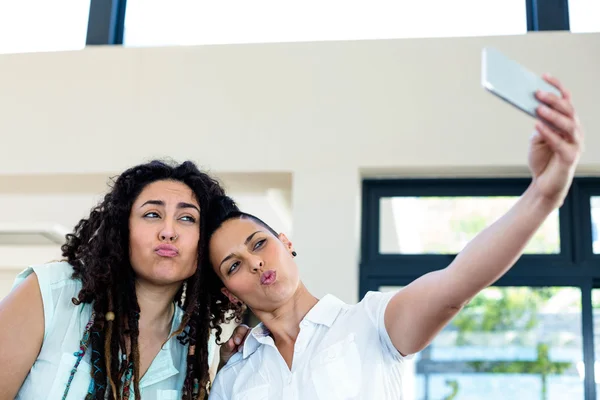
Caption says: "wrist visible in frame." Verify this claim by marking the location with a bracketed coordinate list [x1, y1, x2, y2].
[525, 181, 564, 213]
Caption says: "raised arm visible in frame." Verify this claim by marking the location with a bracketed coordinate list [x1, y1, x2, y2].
[0, 273, 45, 398]
[385, 75, 584, 357]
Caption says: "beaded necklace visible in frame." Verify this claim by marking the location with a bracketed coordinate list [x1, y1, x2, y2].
[62, 311, 95, 400]
[62, 311, 135, 399]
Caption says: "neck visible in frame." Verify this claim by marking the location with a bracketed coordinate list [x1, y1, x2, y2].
[134, 280, 179, 334]
[253, 283, 319, 346]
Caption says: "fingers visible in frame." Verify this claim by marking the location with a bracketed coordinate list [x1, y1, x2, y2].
[536, 104, 576, 141]
[535, 122, 572, 160]
[542, 73, 572, 101]
[535, 74, 583, 147]
[232, 324, 250, 346]
[535, 90, 574, 119]
[222, 324, 250, 356]
[220, 323, 252, 362]
[235, 325, 251, 353]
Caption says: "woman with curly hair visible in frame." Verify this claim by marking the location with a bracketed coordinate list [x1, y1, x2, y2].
[0, 160, 248, 400]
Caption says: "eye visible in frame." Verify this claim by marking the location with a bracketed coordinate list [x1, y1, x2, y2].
[180, 215, 196, 223]
[253, 239, 266, 250]
[144, 212, 160, 219]
[228, 261, 241, 275]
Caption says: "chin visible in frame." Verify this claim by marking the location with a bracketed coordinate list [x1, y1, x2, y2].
[140, 264, 194, 286]
[155, 275, 188, 286]
[265, 285, 296, 306]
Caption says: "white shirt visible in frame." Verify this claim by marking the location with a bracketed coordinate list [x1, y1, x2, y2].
[209, 291, 412, 400]
[12, 261, 217, 400]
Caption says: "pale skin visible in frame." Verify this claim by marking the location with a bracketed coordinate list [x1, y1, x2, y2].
[0, 180, 249, 398]
[210, 75, 584, 367]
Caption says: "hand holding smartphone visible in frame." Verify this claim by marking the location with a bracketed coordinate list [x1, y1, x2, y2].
[481, 47, 561, 117]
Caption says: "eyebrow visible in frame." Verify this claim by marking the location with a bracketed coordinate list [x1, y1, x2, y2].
[219, 230, 263, 270]
[140, 200, 200, 214]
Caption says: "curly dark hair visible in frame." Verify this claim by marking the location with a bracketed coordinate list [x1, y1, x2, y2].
[201, 195, 280, 335]
[61, 160, 236, 400]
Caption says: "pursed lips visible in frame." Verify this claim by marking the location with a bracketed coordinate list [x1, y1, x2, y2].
[155, 244, 179, 257]
[260, 270, 276, 285]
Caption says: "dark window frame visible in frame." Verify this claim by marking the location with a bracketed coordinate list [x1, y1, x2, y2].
[360, 177, 600, 400]
[86, 0, 573, 46]
[86, 0, 127, 45]
[527, 0, 570, 31]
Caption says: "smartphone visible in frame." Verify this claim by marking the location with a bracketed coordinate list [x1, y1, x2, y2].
[481, 47, 561, 118]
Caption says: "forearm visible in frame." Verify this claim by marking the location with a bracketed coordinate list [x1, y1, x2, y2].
[386, 75, 581, 357]
[443, 183, 558, 306]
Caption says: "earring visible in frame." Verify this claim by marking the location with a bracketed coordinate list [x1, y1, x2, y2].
[233, 300, 245, 313]
[292, 251, 297, 257]
[180, 281, 188, 305]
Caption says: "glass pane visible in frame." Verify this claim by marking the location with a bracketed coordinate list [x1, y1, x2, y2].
[570, 0, 600, 33]
[124, 0, 526, 47]
[592, 289, 600, 398]
[591, 197, 600, 253]
[0, 0, 91, 55]
[381, 286, 583, 400]
[379, 196, 560, 254]
[380, 286, 404, 293]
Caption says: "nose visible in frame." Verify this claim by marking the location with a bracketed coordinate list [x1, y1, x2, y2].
[159, 221, 178, 242]
[249, 256, 264, 273]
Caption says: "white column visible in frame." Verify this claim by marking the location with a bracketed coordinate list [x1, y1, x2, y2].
[291, 168, 361, 304]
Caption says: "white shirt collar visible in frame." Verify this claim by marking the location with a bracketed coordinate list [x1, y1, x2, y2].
[241, 294, 346, 359]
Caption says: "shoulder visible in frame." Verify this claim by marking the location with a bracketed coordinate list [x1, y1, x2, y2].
[361, 289, 398, 303]
[11, 261, 82, 340]
[356, 290, 411, 360]
[336, 290, 399, 322]
[328, 291, 405, 354]
[358, 290, 398, 311]
[12, 261, 79, 291]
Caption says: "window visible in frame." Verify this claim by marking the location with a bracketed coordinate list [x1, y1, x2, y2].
[362, 178, 600, 399]
[569, 0, 600, 33]
[379, 286, 584, 399]
[0, 0, 91, 55]
[420, 286, 582, 399]
[123, 0, 527, 47]
[379, 196, 560, 254]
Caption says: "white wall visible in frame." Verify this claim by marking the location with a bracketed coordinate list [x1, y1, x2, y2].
[0, 31, 598, 302]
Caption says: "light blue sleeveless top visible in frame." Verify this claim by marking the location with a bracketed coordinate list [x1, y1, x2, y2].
[12, 261, 216, 400]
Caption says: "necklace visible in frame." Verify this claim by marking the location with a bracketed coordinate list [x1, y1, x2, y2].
[63, 302, 176, 399]
[62, 311, 97, 399]
[62, 311, 135, 399]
